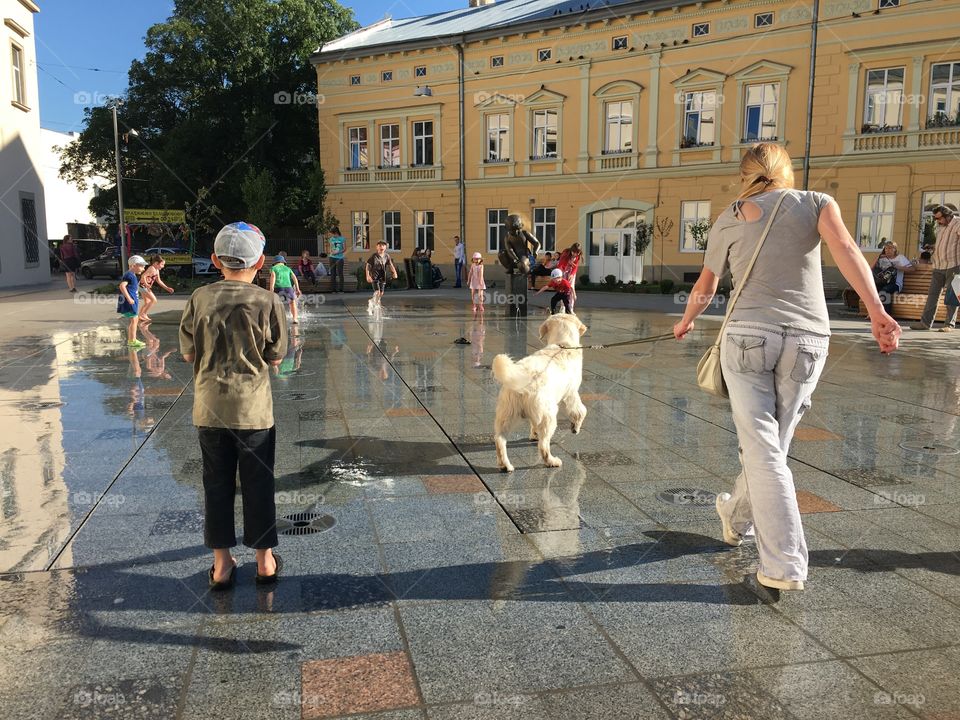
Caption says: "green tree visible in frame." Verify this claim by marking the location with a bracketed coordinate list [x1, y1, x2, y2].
[59, 0, 356, 242]
[241, 167, 279, 233]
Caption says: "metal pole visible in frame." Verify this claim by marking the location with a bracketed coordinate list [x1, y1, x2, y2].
[112, 102, 129, 270]
[802, 0, 820, 190]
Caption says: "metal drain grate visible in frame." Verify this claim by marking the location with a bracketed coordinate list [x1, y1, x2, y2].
[278, 392, 323, 402]
[656, 488, 717, 506]
[21, 401, 65, 411]
[277, 512, 336, 536]
[899, 441, 959, 456]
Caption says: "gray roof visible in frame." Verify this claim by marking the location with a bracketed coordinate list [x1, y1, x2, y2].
[318, 0, 644, 57]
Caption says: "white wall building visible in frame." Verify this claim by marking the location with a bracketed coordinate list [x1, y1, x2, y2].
[0, 0, 48, 288]
[39, 127, 104, 239]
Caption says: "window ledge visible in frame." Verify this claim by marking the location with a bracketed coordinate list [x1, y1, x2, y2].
[678, 143, 717, 151]
[11, 100, 30, 113]
[528, 155, 559, 162]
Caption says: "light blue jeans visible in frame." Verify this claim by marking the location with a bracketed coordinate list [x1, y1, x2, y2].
[717, 320, 830, 583]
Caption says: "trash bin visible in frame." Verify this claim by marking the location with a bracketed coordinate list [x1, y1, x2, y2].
[415, 260, 430, 289]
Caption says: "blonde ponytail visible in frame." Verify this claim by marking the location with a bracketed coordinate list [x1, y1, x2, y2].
[735, 142, 795, 202]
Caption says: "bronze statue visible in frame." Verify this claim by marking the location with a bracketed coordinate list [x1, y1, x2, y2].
[497, 213, 541, 274]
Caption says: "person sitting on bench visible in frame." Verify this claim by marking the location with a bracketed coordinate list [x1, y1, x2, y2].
[529, 252, 556, 289]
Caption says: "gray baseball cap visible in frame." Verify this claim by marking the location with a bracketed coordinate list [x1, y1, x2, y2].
[214, 222, 266, 269]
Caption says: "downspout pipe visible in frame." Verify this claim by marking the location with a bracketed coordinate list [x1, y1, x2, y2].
[802, 0, 820, 190]
[458, 42, 466, 254]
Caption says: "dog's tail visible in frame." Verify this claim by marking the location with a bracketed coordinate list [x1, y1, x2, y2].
[492, 353, 528, 393]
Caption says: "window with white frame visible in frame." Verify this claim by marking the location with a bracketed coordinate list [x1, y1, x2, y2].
[604, 100, 633, 153]
[412, 120, 434, 166]
[11, 43, 26, 107]
[693, 23, 710, 37]
[383, 211, 401, 250]
[380, 124, 400, 167]
[491, 55, 504, 68]
[415, 211, 435, 251]
[856, 194, 896, 249]
[919, 191, 960, 245]
[878, 0, 899, 7]
[612, 36, 628, 50]
[929, 62, 960, 123]
[864, 68, 904, 130]
[680, 201, 711, 252]
[682, 91, 717, 147]
[352, 211, 370, 250]
[534, 208, 557, 252]
[538, 48, 552, 62]
[487, 209, 508, 253]
[743, 83, 779, 142]
[350, 75, 361, 86]
[381, 70, 393, 82]
[485, 113, 510, 162]
[755, 12, 774, 27]
[415, 66, 427, 77]
[532, 109, 558, 159]
[348, 127, 368, 168]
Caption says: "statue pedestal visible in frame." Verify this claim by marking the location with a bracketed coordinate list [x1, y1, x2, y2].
[506, 274, 529, 318]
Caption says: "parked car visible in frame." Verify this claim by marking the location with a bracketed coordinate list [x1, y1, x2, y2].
[79, 247, 122, 279]
[49, 239, 112, 273]
[142, 247, 217, 275]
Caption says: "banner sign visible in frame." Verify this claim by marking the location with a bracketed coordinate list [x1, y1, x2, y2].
[125, 208, 186, 223]
[162, 253, 193, 266]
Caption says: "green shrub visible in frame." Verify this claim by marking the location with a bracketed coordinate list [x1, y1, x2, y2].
[604, 274, 617, 286]
[660, 278, 675, 294]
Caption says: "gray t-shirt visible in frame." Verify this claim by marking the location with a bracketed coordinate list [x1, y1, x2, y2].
[703, 189, 833, 336]
[179, 280, 288, 430]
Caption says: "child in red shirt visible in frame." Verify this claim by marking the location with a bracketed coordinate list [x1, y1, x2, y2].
[537, 268, 573, 315]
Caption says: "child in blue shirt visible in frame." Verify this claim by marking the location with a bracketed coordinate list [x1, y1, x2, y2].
[117, 255, 148, 348]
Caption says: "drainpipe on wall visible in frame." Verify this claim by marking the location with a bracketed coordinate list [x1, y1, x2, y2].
[801, 0, 820, 190]
[457, 42, 466, 253]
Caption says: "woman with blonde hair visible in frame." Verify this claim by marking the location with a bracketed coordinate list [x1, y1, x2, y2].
[674, 142, 900, 592]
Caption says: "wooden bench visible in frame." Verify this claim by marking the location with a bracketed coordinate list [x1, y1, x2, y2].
[857, 264, 948, 322]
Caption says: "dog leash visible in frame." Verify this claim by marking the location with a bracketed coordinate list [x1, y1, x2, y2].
[559, 332, 676, 351]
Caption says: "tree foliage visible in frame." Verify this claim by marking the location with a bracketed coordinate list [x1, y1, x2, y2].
[59, 0, 356, 239]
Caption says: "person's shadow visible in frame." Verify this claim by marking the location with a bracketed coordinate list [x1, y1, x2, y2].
[38, 530, 960, 653]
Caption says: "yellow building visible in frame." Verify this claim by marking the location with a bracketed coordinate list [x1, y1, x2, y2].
[311, 0, 960, 288]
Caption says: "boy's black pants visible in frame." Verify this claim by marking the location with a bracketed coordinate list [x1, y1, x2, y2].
[198, 426, 278, 549]
[550, 292, 572, 315]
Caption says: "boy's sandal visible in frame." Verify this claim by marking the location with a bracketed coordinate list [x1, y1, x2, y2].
[208, 559, 237, 591]
[255, 552, 283, 585]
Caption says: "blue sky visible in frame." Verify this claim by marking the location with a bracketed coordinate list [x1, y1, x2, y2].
[36, 0, 460, 132]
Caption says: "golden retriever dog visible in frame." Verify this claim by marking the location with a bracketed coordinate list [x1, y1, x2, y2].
[491, 314, 588, 472]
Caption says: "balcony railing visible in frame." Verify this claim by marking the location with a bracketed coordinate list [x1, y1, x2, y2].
[340, 166, 439, 183]
[850, 127, 960, 152]
[599, 154, 632, 170]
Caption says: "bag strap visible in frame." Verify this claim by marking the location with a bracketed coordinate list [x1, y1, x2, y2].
[715, 191, 788, 343]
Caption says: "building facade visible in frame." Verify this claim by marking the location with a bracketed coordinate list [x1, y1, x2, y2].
[312, 0, 960, 286]
[1, 0, 48, 289]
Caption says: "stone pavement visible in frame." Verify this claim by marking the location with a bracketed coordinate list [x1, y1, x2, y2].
[0, 288, 959, 719]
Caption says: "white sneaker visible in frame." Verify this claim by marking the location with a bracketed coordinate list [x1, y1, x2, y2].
[756, 570, 804, 591]
[715, 492, 742, 547]
[367, 299, 374, 316]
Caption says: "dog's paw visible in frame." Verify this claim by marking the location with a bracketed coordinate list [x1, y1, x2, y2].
[500, 464, 515, 473]
[570, 424, 580, 434]
[544, 456, 562, 468]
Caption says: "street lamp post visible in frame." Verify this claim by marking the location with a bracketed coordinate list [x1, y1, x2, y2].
[110, 100, 128, 270]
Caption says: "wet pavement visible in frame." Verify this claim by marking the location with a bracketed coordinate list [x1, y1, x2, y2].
[1, 292, 959, 719]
